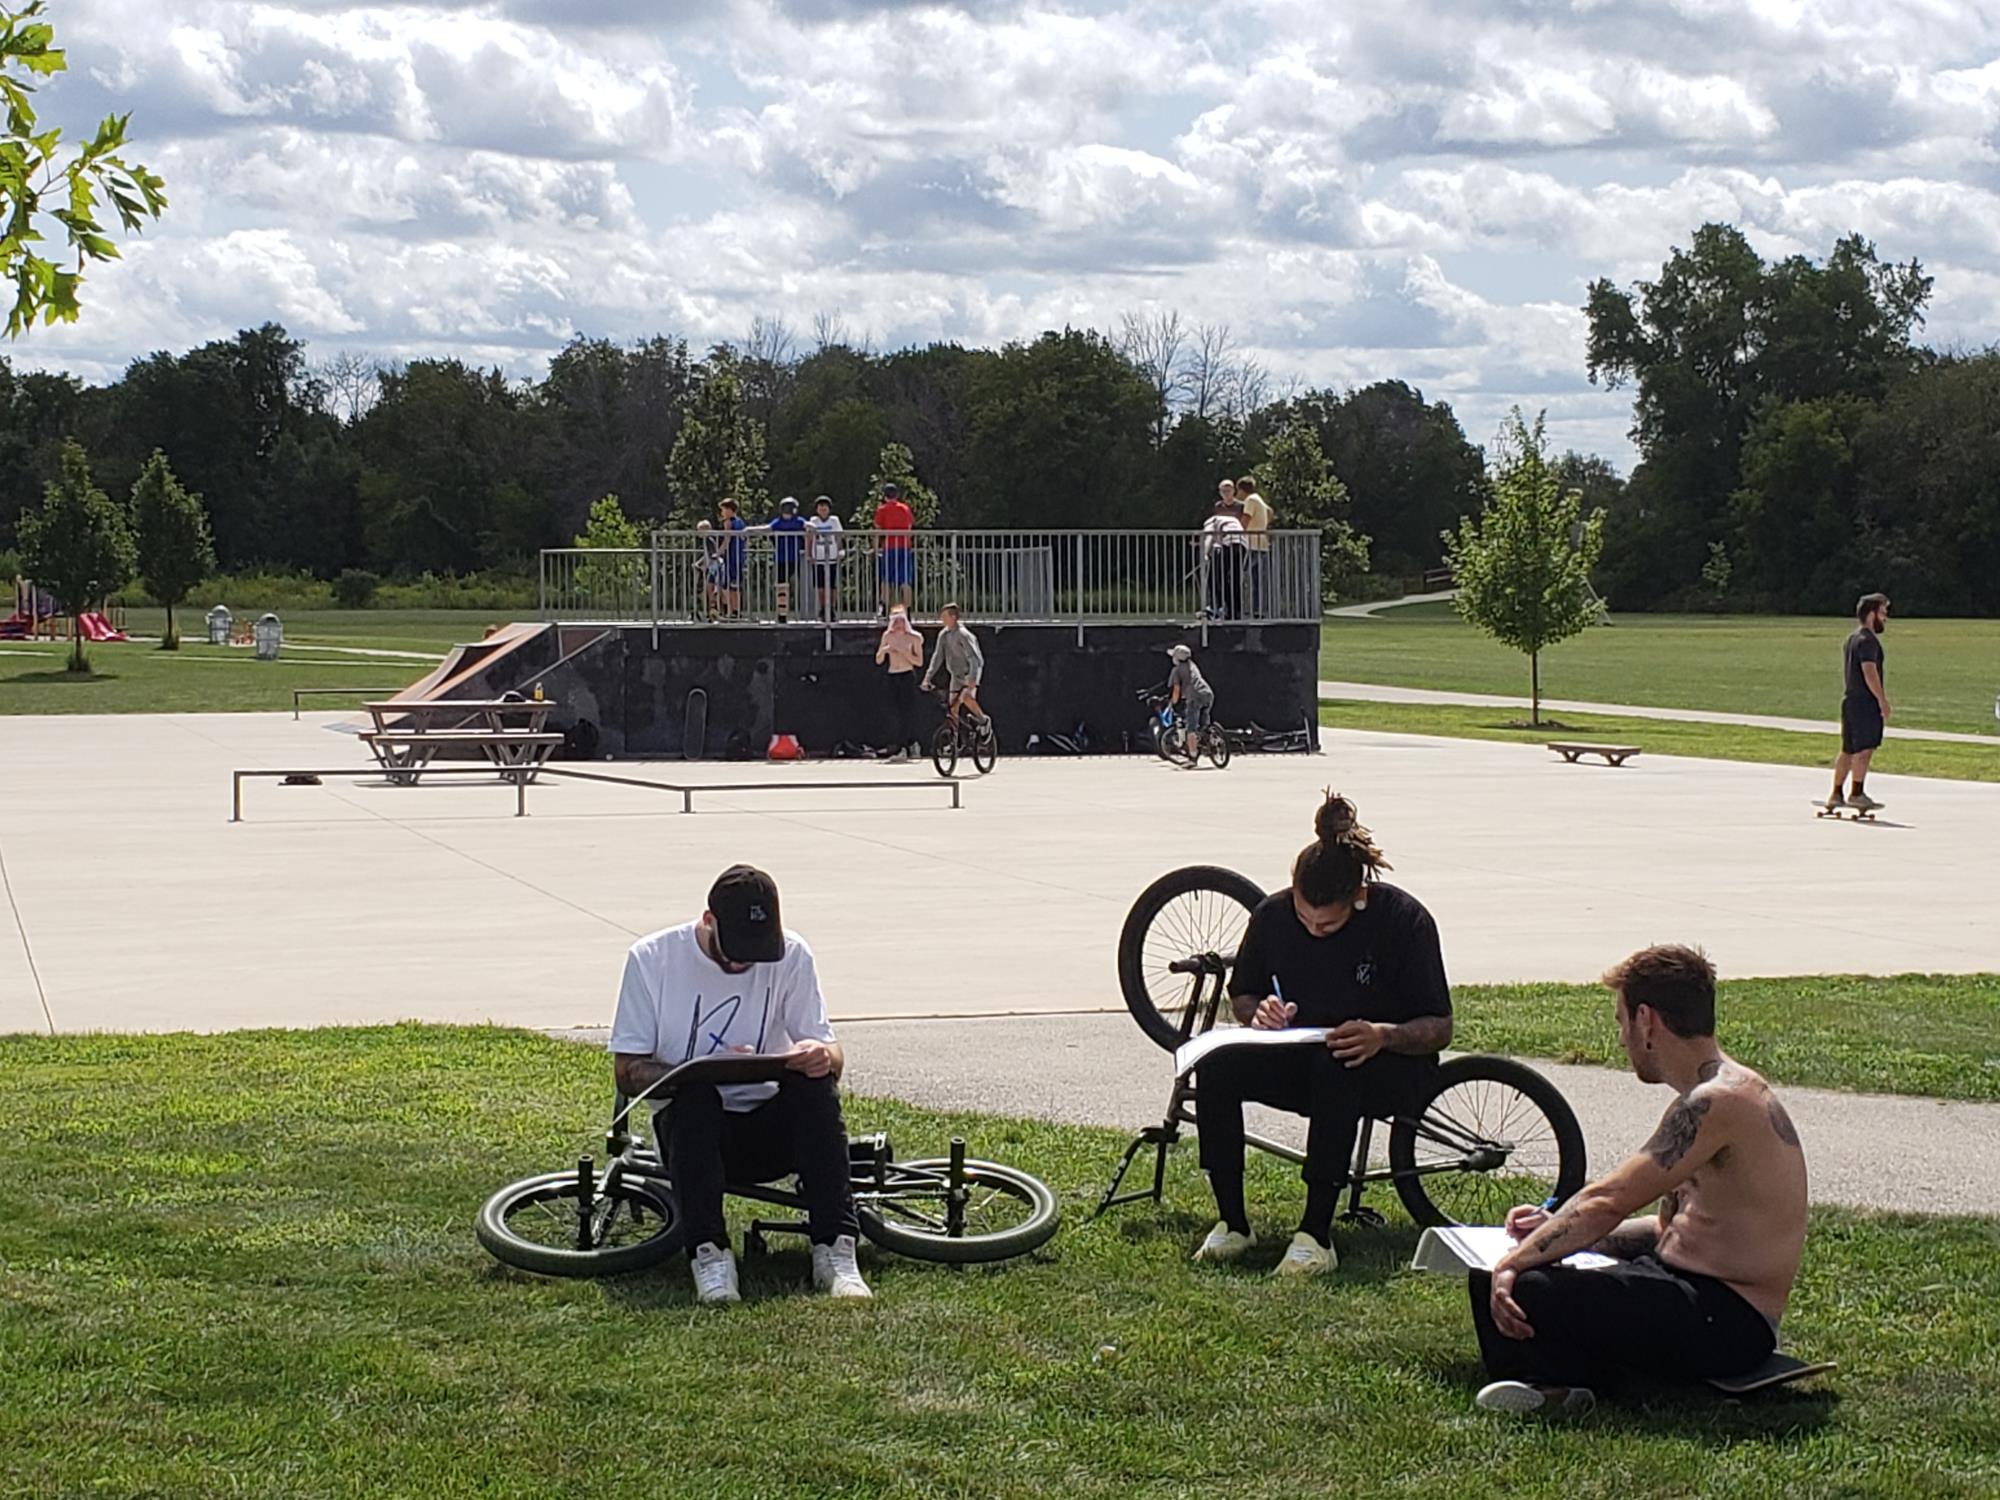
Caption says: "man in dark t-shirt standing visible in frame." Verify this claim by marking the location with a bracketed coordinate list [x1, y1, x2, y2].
[1828, 592, 1891, 814]
[1194, 795, 1453, 1276]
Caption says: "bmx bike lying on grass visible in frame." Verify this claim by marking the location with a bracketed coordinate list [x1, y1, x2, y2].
[479, 1054, 1060, 1277]
[1097, 865, 1587, 1228]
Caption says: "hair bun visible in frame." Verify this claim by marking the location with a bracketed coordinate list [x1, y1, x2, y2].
[1315, 791, 1358, 842]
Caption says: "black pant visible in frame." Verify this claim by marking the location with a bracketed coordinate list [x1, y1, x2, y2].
[1196, 1044, 1431, 1191]
[656, 1072, 858, 1254]
[887, 670, 919, 749]
[1467, 1253, 1776, 1389]
[1841, 694, 1884, 754]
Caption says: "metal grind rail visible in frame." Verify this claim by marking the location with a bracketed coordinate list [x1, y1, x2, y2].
[230, 763, 961, 821]
[292, 686, 403, 719]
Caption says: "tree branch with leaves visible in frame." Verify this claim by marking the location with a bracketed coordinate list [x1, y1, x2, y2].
[0, 2, 167, 336]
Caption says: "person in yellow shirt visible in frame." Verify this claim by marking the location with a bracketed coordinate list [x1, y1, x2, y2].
[1238, 475, 1272, 617]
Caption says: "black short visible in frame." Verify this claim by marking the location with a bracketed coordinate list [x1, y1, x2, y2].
[1841, 695, 1883, 754]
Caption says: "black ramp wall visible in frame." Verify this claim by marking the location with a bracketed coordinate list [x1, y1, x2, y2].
[455, 623, 1319, 758]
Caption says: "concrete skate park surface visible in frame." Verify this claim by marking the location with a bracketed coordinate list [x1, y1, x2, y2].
[5, 710, 2000, 1038]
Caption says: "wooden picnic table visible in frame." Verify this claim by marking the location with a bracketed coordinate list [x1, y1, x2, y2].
[362, 698, 555, 735]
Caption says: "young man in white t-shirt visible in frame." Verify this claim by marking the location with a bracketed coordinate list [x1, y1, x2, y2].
[609, 865, 869, 1305]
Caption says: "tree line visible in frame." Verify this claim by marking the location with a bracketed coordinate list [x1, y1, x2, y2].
[5, 223, 1998, 616]
[0, 317, 1485, 594]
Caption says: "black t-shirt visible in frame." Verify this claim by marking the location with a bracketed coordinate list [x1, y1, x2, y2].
[1228, 882, 1452, 1031]
[1844, 627, 1884, 701]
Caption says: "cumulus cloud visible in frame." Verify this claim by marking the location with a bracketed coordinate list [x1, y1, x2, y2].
[15, 0, 2000, 466]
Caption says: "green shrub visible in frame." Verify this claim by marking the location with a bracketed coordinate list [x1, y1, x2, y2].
[0, 547, 21, 582]
[332, 568, 380, 608]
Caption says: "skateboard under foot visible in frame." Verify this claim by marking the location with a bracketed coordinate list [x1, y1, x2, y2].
[1813, 799, 1882, 823]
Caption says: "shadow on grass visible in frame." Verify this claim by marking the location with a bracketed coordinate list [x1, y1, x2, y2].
[11, 668, 118, 684]
[1425, 1352, 1839, 1439]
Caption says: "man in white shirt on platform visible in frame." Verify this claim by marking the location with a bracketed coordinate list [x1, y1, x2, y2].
[608, 865, 871, 1305]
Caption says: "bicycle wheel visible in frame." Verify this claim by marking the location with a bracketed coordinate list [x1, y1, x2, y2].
[858, 1156, 1060, 1264]
[1206, 728, 1231, 769]
[971, 719, 997, 775]
[1156, 724, 1185, 762]
[476, 1165, 682, 1277]
[1116, 865, 1267, 1052]
[931, 723, 959, 777]
[1388, 1056, 1587, 1228]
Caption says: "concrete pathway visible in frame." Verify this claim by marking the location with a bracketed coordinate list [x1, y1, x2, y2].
[1320, 679, 2000, 747]
[557, 1011, 2000, 1217]
[6, 710, 2000, 1034]
[1325, 590, 1456, 619]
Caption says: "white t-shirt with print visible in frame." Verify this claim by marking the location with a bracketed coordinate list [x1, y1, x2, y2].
[607, 922, 836, 1112]
[807, 515, 844, 562]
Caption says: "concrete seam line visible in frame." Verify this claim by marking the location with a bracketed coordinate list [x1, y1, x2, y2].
[0, 833, 55, 1035]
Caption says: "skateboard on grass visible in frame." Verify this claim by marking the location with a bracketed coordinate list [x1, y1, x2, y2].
[1813, 799, 1882, 823]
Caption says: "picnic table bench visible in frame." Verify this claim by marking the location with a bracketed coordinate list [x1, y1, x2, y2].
[359, 698, 562, 784]
[1547, 741, 1641, 767]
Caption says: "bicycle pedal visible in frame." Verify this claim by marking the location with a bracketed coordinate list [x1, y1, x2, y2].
[1337, 1207, 1387, 1228]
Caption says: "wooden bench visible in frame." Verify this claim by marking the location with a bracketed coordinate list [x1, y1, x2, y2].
[1547, 741, 1641, 767]
[359, 729, 565, 785]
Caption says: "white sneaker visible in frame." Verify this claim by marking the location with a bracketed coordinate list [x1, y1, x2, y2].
[1273, 1230, 1337, 1277]
[1192, 1221, 1256, 1263]
[811, 1234, 872, 1299]
[690, 1241, 740, 1305]
[1475, 1380, 1595, 1416]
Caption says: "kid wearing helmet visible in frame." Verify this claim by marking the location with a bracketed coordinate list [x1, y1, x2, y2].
[1166, 644, 1214, 743]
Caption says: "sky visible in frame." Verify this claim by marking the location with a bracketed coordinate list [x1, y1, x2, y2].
[16, 0, 2000, 466]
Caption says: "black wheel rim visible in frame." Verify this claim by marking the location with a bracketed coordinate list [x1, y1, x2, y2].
[1138, 887, 1254, 1033]
[500, 1180, 664, 1256]
[866, 1163, 1041, 1242]
[1402, 1078, 1568, 1226]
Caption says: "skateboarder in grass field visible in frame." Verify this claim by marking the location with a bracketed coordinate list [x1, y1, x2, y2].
[1826, 592, 1891, 815]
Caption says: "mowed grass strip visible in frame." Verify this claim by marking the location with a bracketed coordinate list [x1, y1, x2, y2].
[3, 1027, 1999, 1499]
[1453, 974, 2000, 1102]
[1322, 612, 2000, 738]
[1321, 699, 2000, 783]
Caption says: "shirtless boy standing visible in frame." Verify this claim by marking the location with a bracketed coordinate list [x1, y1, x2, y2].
[1467, 943, 1808, 1415]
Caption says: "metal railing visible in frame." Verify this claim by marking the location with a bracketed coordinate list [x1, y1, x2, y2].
[540, 528, 1323, 627]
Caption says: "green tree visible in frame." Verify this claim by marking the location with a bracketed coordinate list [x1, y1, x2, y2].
[1443, 411, 1606, 725]
[17, 438, 133, 670]
[0, 3, 168, 336]
[129, 450, 212, 648]
[1252, 421, 1369, 604]
[1700, 540, 1732, 611]
[665, 356, 767, 525]
[572, 492, 645, 614]
[854, 441, 939, 528]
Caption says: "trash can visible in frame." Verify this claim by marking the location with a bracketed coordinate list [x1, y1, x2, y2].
[206, 605, 232, 645]
[253, 613, 282, 661]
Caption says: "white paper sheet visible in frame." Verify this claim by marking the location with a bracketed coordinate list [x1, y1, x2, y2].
[1174, 1025, 1335, 1078]
[1410, 1225, 1618, 1276]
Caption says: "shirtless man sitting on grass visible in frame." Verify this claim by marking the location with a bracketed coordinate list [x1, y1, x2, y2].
[1468, 943, 1809, 1416]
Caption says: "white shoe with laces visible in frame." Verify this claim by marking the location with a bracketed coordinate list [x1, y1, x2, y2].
[690, 1242, 740, 1305]
[1192, 1221, 1256, 1264]
[1273, 1230, 1337, 1277]
[811, 1234, 873, 1299]
[1475, 1380, 1596, 1416]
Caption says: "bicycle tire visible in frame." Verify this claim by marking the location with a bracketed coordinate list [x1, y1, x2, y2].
[1116, 865, 1267, 1052]
[1156, 724, 1185, 762]
[859, 1158, 1060, 1263]
[1207, 729, 1231, 770]
[931, 723, 959, 778]
[476, 1168, 682, 1277]
[1388, 1056, 1587, 1228]
[971, 722, 997, 775]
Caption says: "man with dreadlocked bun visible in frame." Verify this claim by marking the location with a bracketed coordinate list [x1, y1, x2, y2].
[1193, 792, 1455, 1275]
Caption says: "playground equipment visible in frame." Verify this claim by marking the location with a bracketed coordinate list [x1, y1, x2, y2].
[3, 578, 126, 642]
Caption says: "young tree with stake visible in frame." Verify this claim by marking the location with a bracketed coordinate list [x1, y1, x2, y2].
[18, 439, 134, 672]
[1443, 411, 1606, 726]
[131, 451, 213, 649]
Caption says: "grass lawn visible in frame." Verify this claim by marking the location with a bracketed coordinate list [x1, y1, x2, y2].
[1454, 973, 2000, 1102]
[3, 1027, 1999, 1500]
[0, 610, 508, 715]
[1322, 611, 2000, 737]
[1320, 699, 2000, 783]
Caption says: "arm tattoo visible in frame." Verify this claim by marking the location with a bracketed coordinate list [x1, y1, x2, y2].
[1767, 1095, 1801, 1148]
[1522, 1216, 1578, 1258]
[1385, 1015, 1452, 1055]
[1643, 1094, 1713, 1170]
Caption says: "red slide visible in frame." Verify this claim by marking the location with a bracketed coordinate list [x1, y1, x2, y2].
[77, 612, 129, 642]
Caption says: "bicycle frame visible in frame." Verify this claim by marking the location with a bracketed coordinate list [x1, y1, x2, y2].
[1092, 957, 1515, 1221]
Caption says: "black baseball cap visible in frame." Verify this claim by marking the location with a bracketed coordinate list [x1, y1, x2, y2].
[708, 865, 785, 964]
[881, 482, 901, 498]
